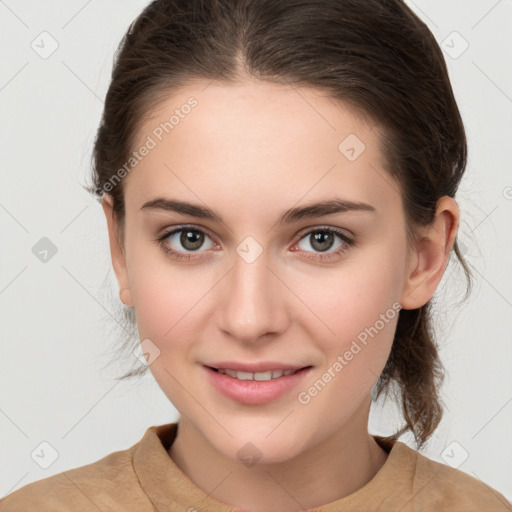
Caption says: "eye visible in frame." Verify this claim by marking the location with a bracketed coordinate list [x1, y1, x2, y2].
[155, 225, 354, 262]
[156, 225, 218, 261]
[292, 227, 354, 261]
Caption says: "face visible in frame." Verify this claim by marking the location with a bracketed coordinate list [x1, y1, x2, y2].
[104, 79, 442, 464]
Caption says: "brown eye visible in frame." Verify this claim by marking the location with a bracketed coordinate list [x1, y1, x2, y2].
[157, 225, 217, 261]
[308, 231, 336, 252]
[178, 230, 205, 251]
[294, 227, 354, 262]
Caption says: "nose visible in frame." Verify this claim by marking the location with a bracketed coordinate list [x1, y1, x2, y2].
[216, 250, 290, 344]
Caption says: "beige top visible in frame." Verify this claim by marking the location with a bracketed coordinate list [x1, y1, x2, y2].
[1, 422, 510, 511]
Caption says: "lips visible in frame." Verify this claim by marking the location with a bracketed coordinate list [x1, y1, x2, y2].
[204, 361, 310, 373]
[203, 364, 313, 405]
[210, 367, 307, 382]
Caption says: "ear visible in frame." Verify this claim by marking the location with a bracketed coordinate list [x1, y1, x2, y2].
[101, 194, 134, 308]
[400, 196, 459, 310]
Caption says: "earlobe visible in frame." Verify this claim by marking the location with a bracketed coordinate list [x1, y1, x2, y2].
[119, 288, 134, 308]
[101, 195, 134, 308]
[400, 196, 459, 310]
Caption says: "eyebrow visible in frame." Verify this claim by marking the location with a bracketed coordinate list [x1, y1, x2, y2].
[139, 197, 376, 224]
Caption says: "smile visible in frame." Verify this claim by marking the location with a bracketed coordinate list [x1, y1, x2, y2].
[204, 365, 313, 405]
[213, 368, 302, 380]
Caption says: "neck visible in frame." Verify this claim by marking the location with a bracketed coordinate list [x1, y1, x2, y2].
[168, 400, 388, 512]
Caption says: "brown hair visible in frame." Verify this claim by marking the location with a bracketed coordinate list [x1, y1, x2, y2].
[84, 0, 472, 448]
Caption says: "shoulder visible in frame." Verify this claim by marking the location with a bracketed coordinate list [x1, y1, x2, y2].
[0, 443, 152, 512]
[394, 442, 512, 511]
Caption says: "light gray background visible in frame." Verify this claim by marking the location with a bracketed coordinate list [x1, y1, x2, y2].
[1, 0, 511, 502]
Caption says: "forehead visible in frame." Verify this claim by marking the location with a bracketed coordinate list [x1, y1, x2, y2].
[124, 79, 402, 224]
[133, 79, 376, 152]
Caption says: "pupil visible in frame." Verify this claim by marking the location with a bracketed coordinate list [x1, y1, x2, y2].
[181, 230, 203, 250]
[311, 232, 333, 252]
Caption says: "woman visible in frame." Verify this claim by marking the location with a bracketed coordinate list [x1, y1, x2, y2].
[1, 0, 510, 510]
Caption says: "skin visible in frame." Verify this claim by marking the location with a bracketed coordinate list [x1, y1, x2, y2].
[102, 78, 459, 511]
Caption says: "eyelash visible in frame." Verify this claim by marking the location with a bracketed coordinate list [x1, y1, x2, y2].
[155, 225, 354, 262]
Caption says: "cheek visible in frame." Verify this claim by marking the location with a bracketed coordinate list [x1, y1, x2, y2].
[300, 290, 400, 419]
[314, 247, 404, 344]
[126, 256, 212, 404]
[131, 272, 204, 340]
[125, 250, 231, 384]
[125, 242, 207, 343]
[303, 245, 405, 399]
[323, 283, 398, 380]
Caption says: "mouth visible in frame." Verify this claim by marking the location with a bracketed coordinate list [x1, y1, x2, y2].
[203, 364, 314, 405]
[204, 365, 313, 381]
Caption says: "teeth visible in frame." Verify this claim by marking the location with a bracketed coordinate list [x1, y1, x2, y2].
[217, 368, 299, 381]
